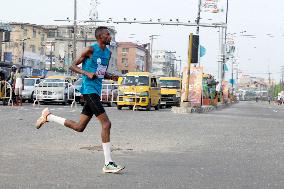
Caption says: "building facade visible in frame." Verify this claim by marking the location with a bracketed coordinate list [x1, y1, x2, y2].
[117, 42, 150, 74]
[152, 50, 176, 77]
[0, 22, 12, 63]
[1, 22, 47, 70]
[43, 25, 118, 73]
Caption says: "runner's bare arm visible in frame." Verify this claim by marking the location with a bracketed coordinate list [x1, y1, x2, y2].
[69, 47, 97, 79]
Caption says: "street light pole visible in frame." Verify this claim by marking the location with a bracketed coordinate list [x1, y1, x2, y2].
[149, 34, 159, 72]
[21, 38, 30, 66]
[73, 0, 77, 65]
[196, 0, 202, 35]
[21, 40, 25, 66]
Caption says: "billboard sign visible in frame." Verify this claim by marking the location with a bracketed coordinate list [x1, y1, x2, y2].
[181, 66, 203, 107]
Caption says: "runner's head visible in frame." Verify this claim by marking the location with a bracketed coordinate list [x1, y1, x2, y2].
[95, 26, 112, 46]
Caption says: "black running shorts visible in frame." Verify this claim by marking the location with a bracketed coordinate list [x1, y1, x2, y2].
[81, 93, 105, 117]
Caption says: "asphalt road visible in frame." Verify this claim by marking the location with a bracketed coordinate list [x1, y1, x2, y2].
[0, 101, 283, 189]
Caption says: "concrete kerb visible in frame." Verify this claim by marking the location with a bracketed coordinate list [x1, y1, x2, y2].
[171, 101, 238, 114]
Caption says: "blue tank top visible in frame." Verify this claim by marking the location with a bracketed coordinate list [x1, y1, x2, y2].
[80, 43, 111, 95]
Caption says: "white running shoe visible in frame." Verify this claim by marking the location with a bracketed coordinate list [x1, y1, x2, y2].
[35, 108, 51, 129]
[103, 162, 125, 173]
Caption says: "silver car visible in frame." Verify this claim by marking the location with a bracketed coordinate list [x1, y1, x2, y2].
[22, 78, 41, 103]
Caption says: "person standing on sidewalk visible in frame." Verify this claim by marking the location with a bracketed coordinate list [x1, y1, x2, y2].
[35, 26, 124, 173]
[14, 68, 24, 106]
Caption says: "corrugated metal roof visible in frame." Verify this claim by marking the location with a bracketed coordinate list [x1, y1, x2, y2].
[0, 22, 11, 31]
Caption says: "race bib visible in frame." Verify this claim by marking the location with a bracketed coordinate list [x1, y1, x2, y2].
[96, 58, 107, 79]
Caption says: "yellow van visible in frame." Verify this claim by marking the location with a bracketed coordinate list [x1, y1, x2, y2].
[159, 77, 181, 107]
[117, 72, 160, 111]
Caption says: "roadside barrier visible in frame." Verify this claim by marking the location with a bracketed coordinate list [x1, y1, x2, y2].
[33, 81, 76, 108]
[0, 81, 13, 106]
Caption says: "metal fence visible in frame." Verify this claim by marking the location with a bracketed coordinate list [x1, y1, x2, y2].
[0, 81, 13, 106]
[33, 81, 76, 108]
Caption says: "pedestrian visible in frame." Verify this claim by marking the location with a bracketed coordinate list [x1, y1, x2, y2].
[7, 65, 17, 86]
[215, 81, 221, 102]
[14, 68, 24, 106]
[268, 96, 271, 104]
[35, 26, 124, 173]
[7, 65, 17, 103]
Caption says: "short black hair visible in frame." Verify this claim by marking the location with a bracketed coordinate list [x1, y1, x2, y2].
[95, 26, 109, 39]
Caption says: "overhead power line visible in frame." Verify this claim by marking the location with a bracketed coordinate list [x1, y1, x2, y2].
[54, 18, 227, 28]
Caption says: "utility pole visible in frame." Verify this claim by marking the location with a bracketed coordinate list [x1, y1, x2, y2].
[21, 40, 25, 66]
[67, 41, 71, 75]
[281, 66, 284, 90]
[196, 0, 202, 35]
[21, 38, 30, 66]
[268, 66, 271, 86]
[72, 0, 77, 65]
[224, 0, 229, 46]
[185, 33, 193, 102]
[196, 0, 202, 67]
[49, 42, 54, 70]
[231, 59, 234, 92]
[267, 66, 272, 97]
[149, 34, 159, 71]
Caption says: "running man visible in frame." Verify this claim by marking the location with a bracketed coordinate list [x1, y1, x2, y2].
[35, 26, 124, 173]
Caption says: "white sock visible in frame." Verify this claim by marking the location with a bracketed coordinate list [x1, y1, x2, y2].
[102, 142, 113, 165]
[47, 114, 66, 126]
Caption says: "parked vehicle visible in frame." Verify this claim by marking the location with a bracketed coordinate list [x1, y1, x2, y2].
[22, 78, 41, 103]
[117, 72, 160, 111]
[159, 77, 181, 108]
[34, 76, 75, 105]
[79, 80, 118, 107]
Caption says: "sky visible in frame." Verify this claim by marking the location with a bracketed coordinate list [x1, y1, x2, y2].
[1, 0, 284, 82]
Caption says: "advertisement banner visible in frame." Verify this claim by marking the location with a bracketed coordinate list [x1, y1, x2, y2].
[202, 0, 221, 13]
[181, 66, 203, 107]
[222, 81, 229, 101]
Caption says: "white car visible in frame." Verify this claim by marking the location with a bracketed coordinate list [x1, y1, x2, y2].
[35, 78, 75, 105]
[22, 78, 42, 103]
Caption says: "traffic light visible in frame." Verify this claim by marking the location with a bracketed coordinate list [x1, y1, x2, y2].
[191, 35, 199, 63]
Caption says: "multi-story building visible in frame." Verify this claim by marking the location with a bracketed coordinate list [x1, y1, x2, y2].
[238, 73, 268, 90]
[0, 22, 11, 63]
[117, 42, 150, 74]
[152, 50, 176, 77]
[1, 22, 47, 70]
[43, 25, 118, 73]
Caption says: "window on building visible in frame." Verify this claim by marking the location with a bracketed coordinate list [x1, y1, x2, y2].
[41, 33, 45, 41]
[40, 47, 44, 55]
[33, 27, 36, 37]
[122, 58, 128, 66]
[122, 48, 129, 53]
[23, 28, 27, 37]
[47, 30, 56, 38]
[31, 45, 36, 53]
